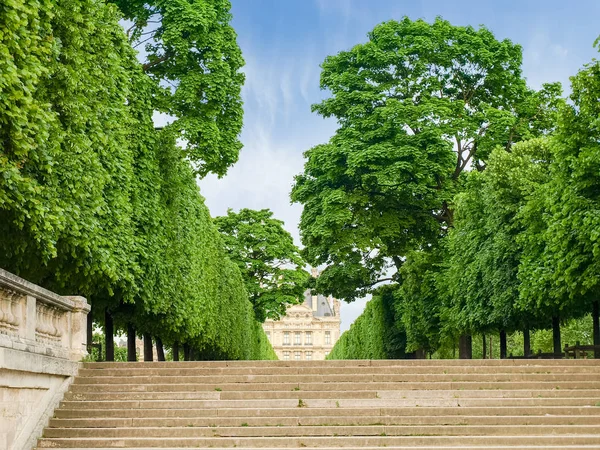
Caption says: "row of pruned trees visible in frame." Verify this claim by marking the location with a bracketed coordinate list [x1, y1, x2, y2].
[0, 0, 276, 360]
[293, 17, 600, 358]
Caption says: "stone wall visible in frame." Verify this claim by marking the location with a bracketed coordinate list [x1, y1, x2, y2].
[0, 268, 89, 450]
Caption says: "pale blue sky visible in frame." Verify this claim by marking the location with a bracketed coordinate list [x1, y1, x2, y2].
[199, 0, 600, 331]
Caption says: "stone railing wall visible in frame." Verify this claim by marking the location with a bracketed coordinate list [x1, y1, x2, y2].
[0, 268, 90, 450]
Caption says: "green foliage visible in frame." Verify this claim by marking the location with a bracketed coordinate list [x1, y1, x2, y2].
[0, 0, 274, 361]
[292, 17, 560, 303]
[471, 316, 594, 359]
[518, 61, 600, 314]
[214, 209, 309, 322]
[327, 286, 407, 360]
[396, 248, 445, 353]
[109, 0, 245, 177]
[0, 0, 139, 303]
[442, 138, 556, 338]
[293, 16, 600, 358]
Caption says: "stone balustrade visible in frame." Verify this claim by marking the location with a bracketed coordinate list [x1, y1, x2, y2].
[0, 268, 90, 450]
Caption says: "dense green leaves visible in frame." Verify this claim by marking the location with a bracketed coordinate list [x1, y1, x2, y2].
[215, 209, 309, 322]
[109, 0, 245, 177]
[0, 0, 274, 360]
[518, 62, 600, 312]
[327, 286, 407, 360]
[297, 17, 596, 359]
[292, 17, 559, 303]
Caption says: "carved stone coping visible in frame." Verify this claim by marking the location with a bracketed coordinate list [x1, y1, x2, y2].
[0, 268, 87, 312]
[0, 268, 90, 362]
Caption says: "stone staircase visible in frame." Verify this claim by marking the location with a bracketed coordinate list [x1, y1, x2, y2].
[37, 359, 600, 449]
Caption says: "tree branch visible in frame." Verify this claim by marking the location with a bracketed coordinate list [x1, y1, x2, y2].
[143, 54, 171, 72]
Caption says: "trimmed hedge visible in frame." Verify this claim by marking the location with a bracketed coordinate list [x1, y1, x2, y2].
[327, 286, 406, 360]
[0, 0, 275, 361]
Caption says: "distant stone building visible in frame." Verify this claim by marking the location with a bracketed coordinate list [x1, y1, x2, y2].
[262, 269, 341, 361]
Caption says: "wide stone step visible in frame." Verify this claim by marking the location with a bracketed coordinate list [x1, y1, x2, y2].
[83, 360, 600, 369]
[66, 381, 600, 392]
[76, 366, 600, 376]
[35, 434, 600, 448]
[42, 424, 600, 438]
[52, 405, 600, 419]
[57, 397, 600, 410]
[47, 413, 600, 429]
[32, 447, 600, 450]
[68, 382, 600, 394]
[62, 389, 600, 401]
[71, 373, 600, 384]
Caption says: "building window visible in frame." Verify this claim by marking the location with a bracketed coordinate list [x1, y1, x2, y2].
[283, 331, 290, 345]
[325, 351, 329, 358]
[294, 332, 301, 345]
[325, 331, 331, 345]
[305, 351, 312, 360]
[266, 331, 271, 342]
[294, 351, 301, 361]
[305, 331, 312, 345]
[283, 351, 290, 360]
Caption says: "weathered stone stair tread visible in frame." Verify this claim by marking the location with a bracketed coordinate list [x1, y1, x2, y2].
[37, 361, 600, 448]
[35, 435, 600, 447]
[67, 381, 600, 392]
[47, 415, 600, 428]
[77, 366, 600, 375]
[83, 360, 600, 367]
[72, 374, 600, 384]
[62, 388, 600, 400]
[34, 447, 600, 450]
[53, 405, 600, 418]
[42, 424, 600, 438]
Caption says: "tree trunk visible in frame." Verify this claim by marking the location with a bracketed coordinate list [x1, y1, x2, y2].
[523, 326, 531, 357]
[183, 343, 191, 361]
[105, 308, 114, 362]
[499, 330, 507, 359]
[87, 312, 93, 355]
[482, 334, 487, 359]
[127, 324, 137, 362]
[458, 334, 472, 359]
[172, 342, 180, 362]
[415, 349, 426, 359]
[593, 301, 600, 359]
[143, 333, 153, 361]
[156, 337, 165, 361]
[489, 335, 493, 359]
[552, 316, 562, 357]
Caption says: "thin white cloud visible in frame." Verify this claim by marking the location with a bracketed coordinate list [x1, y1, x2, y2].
[522, 31, 574, 90]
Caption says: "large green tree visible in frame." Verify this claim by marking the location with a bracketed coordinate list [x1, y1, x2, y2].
[517, 57, 600, 353]
[441, 139, 556, 354]
[109, 0, 245, 177]
[215, 209, 309, 322]
[291, 17, 561, 307]
[0, 0, 277, 362]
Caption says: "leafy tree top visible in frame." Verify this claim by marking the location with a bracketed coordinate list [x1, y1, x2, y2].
[214, 208, 309, 322]
[292, 17, 561, 302]
[110, 0, 245, 177]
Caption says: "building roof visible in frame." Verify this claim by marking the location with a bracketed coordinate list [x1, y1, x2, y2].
[303, 291, 336, 317]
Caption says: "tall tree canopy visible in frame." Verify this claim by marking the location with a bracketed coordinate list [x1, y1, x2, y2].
[109, 0, 245, 177]
[441, 138, 555, 343]
[517, 57, 600, 323]
[0, 0, 276, 361]
[215, 209, 309, 322]
[291, 17, 560, 303]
